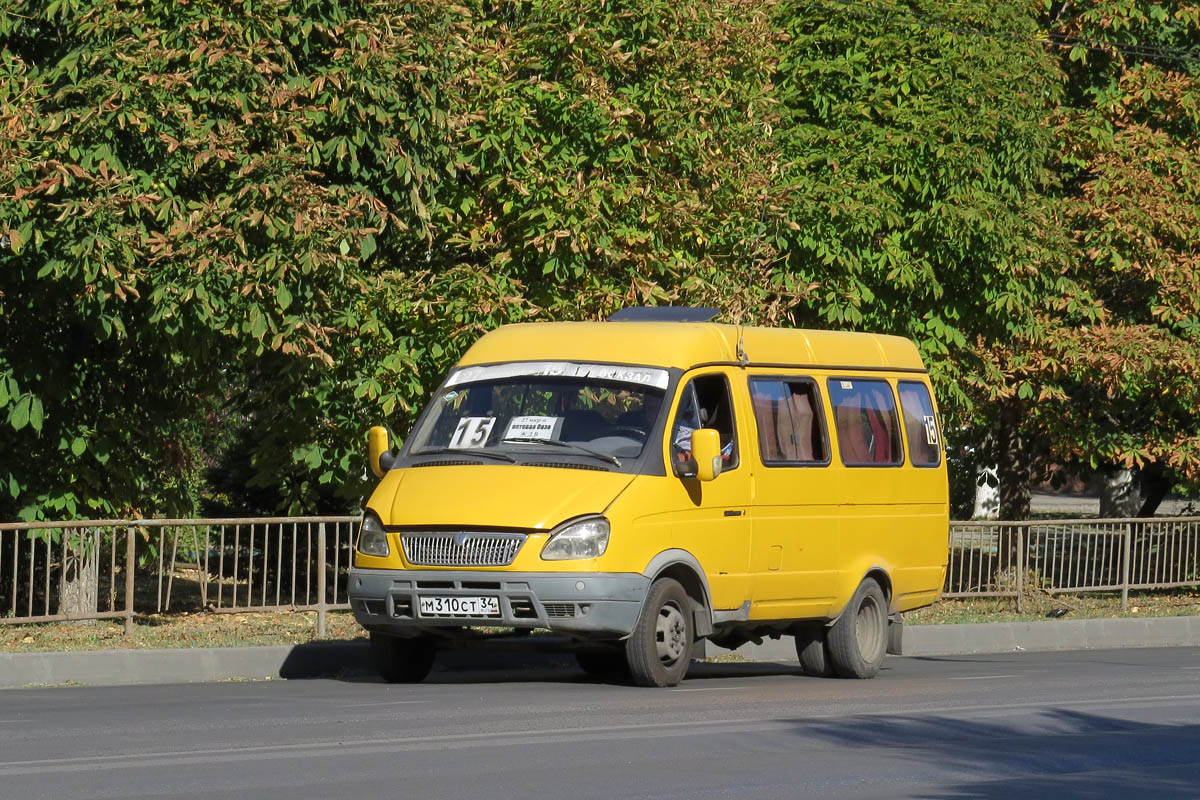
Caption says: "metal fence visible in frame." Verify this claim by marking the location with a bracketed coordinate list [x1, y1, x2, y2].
[4, 515, 1199, 632]
[946, 517, 1200, 611]
[0, 517, 357, 634]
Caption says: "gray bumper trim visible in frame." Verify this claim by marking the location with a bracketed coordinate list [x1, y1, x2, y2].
[348, 568, 650, 638]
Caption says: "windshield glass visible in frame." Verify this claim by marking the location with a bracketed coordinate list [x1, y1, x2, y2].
[408, 362, 669, 463]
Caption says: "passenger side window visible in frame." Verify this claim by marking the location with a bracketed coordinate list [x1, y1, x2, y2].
[749, 378, 828, 465]
[827, 378, 903, 466]
[671, 374, 739, 471]
[898, 381, 941, 467]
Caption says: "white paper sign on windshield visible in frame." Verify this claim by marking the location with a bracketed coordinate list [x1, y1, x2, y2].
[503, 415, 563, 442]
[448, 416, 496, 449]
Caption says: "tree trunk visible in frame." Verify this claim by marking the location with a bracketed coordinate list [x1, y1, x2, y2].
[58, 528, 99, 623]
[1137, 463, 1169, 518]
[1099, 468, 1141, 518]
[996, 401, 1031, 520]
[973, 464, 1000, 520]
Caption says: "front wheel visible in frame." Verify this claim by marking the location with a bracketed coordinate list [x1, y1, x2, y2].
[827, 578, 888, 679]
[369, 632, 437, 683]
[626, 578, 693, 687]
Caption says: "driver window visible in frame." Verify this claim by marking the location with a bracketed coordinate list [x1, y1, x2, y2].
[671, 374, 739, 471]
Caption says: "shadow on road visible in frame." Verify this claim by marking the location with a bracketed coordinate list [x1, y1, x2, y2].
[357, 656, 806, 685]
[787, 706, 1200, 799]
[279, 639, 809, 685]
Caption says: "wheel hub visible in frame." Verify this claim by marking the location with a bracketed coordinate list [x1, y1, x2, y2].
[855, 595, 884, 658]
[655, 603, 686, 665]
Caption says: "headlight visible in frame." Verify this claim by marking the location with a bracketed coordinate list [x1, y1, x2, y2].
[357, 511, 390, 557]
[541, 517, 610, 561]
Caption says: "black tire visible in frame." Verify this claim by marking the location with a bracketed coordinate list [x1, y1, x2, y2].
[794, 626, 835, 677]
[827, 578, 888, 679]
[626, 578, 693, 687]
[369, 632, 436, 683]
[575, 645, 630, 679]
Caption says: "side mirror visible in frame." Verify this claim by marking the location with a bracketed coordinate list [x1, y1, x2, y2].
[368, 426, 392, 478]
[690, 428, 723, 482]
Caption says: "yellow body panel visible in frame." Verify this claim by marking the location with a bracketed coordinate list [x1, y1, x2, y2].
[457, 321, 926, 372]
[357, 320, 948, 628]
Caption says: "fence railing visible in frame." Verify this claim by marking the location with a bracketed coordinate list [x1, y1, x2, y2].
[0, 517, 357, 635]
[3, 516, 1199, 632]
[946, 517, 1200, 611]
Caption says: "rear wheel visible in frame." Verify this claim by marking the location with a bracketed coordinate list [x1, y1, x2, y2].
[794, 626, 834, 677]
[369, 632, 436, 683]
[827, 578, 888, 679]
[626, 578, 693, 687]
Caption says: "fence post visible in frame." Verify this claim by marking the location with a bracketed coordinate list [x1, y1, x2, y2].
[1122, 522, 1132, 611]
[1015, 525, 1024, 614]
[124, 524, 136, 636]
[316, 523, 327, 638]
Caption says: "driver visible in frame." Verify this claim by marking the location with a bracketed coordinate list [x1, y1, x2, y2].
[615, 391, 664, 435]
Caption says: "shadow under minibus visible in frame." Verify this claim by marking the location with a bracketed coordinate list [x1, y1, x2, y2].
[278, 638, 807, 685]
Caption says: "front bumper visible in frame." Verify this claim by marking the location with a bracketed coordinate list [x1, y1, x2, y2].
[348, 567, 650, 639]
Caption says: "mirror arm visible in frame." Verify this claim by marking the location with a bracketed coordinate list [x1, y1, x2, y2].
[672, 457, 699, 479]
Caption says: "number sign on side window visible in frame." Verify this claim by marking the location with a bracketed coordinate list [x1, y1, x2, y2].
[898, 381, 941, 467]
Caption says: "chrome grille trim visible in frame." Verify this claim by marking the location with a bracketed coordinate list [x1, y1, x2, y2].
[401, 532, 527, 567]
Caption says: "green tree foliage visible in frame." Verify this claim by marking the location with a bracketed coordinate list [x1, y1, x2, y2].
[764, 0, 1079, 419]
[1, 0, 1197, 520]
[0, 0, 783, 517]
[0, 0, 465, 516]
[978, 0, 1200, 511]
[443, 0, 780, 316]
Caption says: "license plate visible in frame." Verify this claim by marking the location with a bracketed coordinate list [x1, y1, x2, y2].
[419, 595, 500, 617]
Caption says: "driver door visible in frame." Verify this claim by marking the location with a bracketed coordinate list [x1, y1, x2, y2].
[653, 370, 753, 612]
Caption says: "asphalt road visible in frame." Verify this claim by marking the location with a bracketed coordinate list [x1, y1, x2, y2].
[2, 647, 1199, 800]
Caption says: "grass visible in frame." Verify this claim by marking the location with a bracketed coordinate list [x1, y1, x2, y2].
[1, 610, 366, 654]
[907, 587, 1200, 625]
[3, 589, 1199, 654]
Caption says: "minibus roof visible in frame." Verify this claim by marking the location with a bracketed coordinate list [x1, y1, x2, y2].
[457, 321, 926, 373]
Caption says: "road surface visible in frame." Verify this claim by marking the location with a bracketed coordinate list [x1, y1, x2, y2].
[2, 647, 1199, 799]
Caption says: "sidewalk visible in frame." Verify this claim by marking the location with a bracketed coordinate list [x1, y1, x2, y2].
[3, 616, 1199, 689]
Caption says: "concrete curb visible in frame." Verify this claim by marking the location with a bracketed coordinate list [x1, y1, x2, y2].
[3, 616, 1199, 689]
[0, 643, 367, 690]
[704, 615, 1200, 663]
[900, 615, 1200, 656]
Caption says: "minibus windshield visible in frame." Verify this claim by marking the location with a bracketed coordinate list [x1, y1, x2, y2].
[408, 362, 669, 463]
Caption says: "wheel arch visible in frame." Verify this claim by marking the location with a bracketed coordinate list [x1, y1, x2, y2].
[864, 567, 893, 608]
[831, 564, 895, 625]
[641, 549, 714, 638]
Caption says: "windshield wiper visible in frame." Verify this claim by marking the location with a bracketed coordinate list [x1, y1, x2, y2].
[502, 438, 621, 468]
[411, 447, 517, 463]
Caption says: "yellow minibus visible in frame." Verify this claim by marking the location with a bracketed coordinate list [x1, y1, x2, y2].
[350, 308, 948, 686]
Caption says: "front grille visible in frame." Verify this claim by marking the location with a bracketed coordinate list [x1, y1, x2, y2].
[543, 602, 576, 618]
[401, 532, 526, 567]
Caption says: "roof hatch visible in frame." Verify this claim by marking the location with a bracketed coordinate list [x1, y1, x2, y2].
[607, 306, 720, 323]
